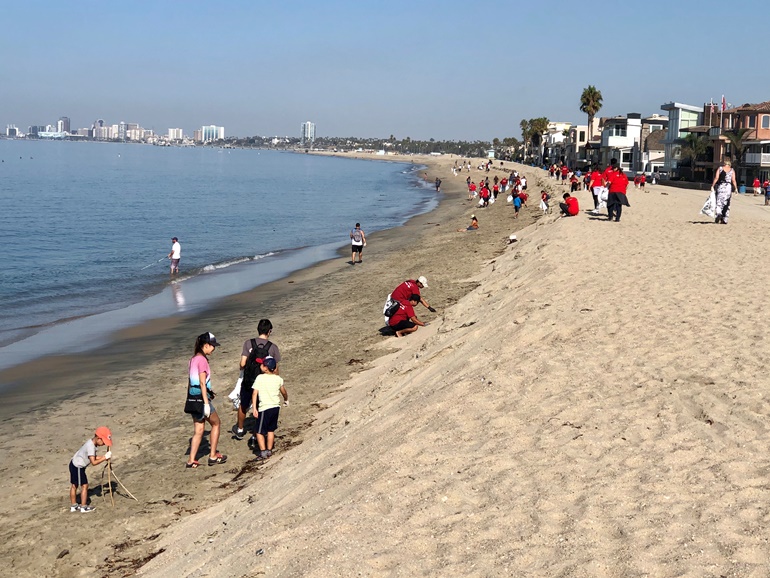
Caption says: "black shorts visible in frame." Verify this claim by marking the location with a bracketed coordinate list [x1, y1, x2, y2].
[256, 406, 280, 434]
[240, 386, 255, 411]
[390, 319, 416, 332]
[352, 245, 362, 253]
[69, 461, 88, 487]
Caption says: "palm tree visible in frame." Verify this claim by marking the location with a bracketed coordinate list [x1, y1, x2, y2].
[580, 86, 603, 141]
[679, 133, 710, 180]
[520, 119, 531, 159]
[723, 128, 750, 177]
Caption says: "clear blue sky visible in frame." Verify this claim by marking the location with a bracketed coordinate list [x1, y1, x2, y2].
[2, 0, 766, 141]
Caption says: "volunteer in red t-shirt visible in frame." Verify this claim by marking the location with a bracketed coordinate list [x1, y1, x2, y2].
[589, 166, 603, 210]
[390, 277, 434, 311]
[559, 193, 579, 216]
[753, 177, 761, 196]
[606, 166, 630, 222]
[388, 294, 426, 337]
[561, 165, 569, 184]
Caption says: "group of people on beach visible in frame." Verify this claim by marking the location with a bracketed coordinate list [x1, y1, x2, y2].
[552, 159, 630, 222]
[183, 321, 287, 469]
[464, 169, 529, 219]
[69, 319, 290, 509]
[383, 276, 435, 337]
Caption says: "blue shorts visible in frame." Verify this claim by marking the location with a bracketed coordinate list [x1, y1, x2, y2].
[256, 406, 280, 434]
[69, 461, 88, 487]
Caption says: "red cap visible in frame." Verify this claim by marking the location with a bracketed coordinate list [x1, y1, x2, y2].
[95, 426, 113, 447]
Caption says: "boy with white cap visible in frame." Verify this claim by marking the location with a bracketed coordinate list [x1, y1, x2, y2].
[68, 427, 113, 512]
[389, 276, 435, 312]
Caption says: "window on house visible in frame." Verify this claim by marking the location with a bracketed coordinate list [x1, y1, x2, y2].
[611, 125, 627, 137]
[748, 115, 756, 128]
[762, 115, 770, 129]
[622, 152, 632, 164]
[579, 131, 585, 141]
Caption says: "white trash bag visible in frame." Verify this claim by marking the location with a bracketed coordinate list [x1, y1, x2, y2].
[700, 188, 716, 218]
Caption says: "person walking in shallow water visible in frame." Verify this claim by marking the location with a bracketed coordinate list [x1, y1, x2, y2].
[168, 237, 181, 274]
[350, 223, 366, 264]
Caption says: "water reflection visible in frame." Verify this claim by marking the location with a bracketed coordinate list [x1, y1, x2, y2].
[171, 282, 186, 311]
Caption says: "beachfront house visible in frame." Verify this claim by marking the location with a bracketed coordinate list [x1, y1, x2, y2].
[660, 102, 702, 178]
[642, 128, 666, 174]
[707, 100, 770, 184]
[564, 124, 589, 169]
[599, 113, 642, 174]
[543, 121, 572, 166]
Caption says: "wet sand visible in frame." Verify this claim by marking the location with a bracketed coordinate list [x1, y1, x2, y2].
[1, 154, 538, 577]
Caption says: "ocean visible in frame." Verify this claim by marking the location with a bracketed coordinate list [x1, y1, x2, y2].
[0, 140, 436, 374]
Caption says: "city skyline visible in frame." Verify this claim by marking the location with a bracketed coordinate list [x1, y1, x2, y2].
[2, 0, 768, 141]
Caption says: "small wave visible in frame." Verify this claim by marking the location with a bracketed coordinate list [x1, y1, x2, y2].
[201, 252, 276, 272]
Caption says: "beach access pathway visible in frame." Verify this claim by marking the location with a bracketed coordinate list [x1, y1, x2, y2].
[137, 181, 770, 576]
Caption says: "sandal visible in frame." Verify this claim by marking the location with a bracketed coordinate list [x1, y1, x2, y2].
[186, 460, 200, 469]
[208, 453, 228, 466]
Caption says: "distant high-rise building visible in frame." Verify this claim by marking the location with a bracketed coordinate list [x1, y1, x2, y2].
[193, 129, 202, 142]
[168, 128, 184, 140]
[6, 125, 19, 137]
[301, 121, 315, 144]
[58, 116, 71, 133]
[200, 125, 224, 143]
[118, 122, 127, 140]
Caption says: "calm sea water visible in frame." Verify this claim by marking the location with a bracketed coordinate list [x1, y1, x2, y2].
[0, 140, 434, 372]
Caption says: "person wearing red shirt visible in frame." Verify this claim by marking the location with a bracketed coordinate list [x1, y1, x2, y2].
[601, 158, 617, 185]
[589, 165, 603, 210]
[388, 295, 426, 337]
[559, 192, 579, 216]
[500, 177, 508, 191]
[390, 277, 434, 311]
[753, 177, 761, 196]
[640, 174, 646, 189]
[468, 181, 477, 201]
[561, 165, 569, 185]
[606, 166, 630, 222]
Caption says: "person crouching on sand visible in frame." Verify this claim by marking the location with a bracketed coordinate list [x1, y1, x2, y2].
[388, 294, 427, 337]
[559, 192, 579, 217]
[68, 427, 112, 512]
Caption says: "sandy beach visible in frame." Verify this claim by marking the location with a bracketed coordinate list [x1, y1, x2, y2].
[0, 154, 534, 576]
[4, 155, 770, 577]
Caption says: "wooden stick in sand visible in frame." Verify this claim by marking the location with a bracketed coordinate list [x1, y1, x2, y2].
[107, 460, 115, 507]
[109, 467, 139, 502]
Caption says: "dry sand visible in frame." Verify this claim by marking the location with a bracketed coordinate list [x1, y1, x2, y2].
[4, 156, 770, 577]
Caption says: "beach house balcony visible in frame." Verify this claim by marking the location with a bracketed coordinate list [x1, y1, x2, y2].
[745, 152, 770, 166]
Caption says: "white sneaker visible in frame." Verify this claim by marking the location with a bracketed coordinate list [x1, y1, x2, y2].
[70, 505, 80, 512]
[80, 505, 95, 513]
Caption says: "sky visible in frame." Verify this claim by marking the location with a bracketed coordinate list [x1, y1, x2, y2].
[2, 0, 768, 141]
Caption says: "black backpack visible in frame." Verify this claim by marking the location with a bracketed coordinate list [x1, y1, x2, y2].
[242, 339, 273, 389]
